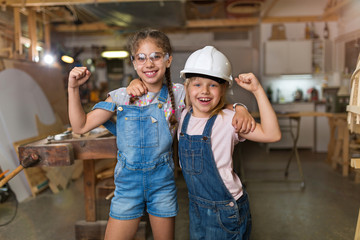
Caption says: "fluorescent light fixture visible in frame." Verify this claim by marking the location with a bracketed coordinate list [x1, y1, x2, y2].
[101, 50, 129, 59]
[61, 55, 74, 64]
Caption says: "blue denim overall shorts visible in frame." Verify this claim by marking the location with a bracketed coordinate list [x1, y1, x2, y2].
[178, 111, 252, 240]
[93, 85, 178, 220]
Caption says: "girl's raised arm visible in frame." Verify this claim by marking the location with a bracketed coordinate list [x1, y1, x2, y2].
[235, 73, 281, 143]
[68, 67, 114, 134]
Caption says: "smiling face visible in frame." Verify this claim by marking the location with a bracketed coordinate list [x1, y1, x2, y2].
[186, 76, 227, 118]
[132, 38, 172, 92]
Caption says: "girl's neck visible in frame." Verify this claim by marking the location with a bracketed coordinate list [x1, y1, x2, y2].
[144, 80, 163, 93]
[191, 108, 211, 118]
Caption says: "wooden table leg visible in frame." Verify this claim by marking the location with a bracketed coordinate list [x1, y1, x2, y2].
[342, 122, 350, 177]
[83, 159, 96, 222]
[76, 159, 146, 240]
[75, 159, 107, 240]
[327, 117, 336, 164]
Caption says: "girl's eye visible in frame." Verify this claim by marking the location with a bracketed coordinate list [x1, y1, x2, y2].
[136, 55, 146, 62]
[194, 84, 201, 87]
[152, 54, 162, 60]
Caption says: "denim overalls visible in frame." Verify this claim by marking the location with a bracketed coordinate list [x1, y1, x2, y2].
[178, 111, 251, 240]
[93, 85, 178, 220]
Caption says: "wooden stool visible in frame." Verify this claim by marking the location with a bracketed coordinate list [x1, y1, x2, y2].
[331, 117, 350, 177]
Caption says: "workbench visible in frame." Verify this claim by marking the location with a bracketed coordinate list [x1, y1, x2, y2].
[17, 134, 131, 240]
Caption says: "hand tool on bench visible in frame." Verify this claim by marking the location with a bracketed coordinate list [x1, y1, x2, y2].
[0, 153, 40, 187]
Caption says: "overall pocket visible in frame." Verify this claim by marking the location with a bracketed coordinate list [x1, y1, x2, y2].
[180, 148, 203, 175]
[216, 205, 241, 234]
[124, 115, 159, 148]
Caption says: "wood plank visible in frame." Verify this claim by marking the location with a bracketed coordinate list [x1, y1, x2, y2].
[43, 13, 51, 53]
[347, 105, 360, 115]
[17, 135, 116, 165]
[9, 0, 163, 6]
[61, 137, 117, 160]
[18, 143, 74, 166]
[27, 8, 38, 62]
[355, 208, 360, 240]
[351, 158, 360, 169]
[13, 7, 22, 56]
[54, 22, 119, 33]
[187, 17, 259, 28]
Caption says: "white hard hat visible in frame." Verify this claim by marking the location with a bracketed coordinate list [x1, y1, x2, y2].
[180, 46, 233, 86]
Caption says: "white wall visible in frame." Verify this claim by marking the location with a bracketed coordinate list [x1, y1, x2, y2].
[259, 21, 338, 103]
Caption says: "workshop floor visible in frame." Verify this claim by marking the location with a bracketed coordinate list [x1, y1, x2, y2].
[1, 140, 360, 240]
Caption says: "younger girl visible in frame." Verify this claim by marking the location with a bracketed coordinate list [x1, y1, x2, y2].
[178, 46, 281, 240]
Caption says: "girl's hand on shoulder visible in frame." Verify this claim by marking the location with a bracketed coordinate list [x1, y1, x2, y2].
[68, 67, 91, 88]
[126, 79, 148, 96]
[232, 107, 256, 134]
[234, 73, 260, 93]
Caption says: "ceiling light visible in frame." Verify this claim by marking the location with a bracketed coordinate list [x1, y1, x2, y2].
[61, 55, 74, 64]
[101, 50, 129, 59]
[43, 54, 54, 65]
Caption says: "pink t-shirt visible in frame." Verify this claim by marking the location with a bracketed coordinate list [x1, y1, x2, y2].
[177, 108, 244, 200]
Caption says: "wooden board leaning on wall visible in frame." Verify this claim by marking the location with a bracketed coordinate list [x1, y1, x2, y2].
[0, 58, 69, 125]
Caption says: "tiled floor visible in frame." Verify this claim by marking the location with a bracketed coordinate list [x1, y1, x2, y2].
[1, 141, 360, 240]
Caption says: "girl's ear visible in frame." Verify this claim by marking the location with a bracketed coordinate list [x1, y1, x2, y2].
[166, 55, 173, 68]
[132, 60, 137, 70]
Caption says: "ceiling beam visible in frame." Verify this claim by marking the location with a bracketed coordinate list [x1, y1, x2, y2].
[53, 22, 121, 32]
[186, 15, 338, 29]
[52, 13, 339, 33]
[261, 15, 338, 23]
[6, 0, 176, 7]
[323, 0, 353, 18]
[260, 0, 279, 18]
[186, 18, 260, 28]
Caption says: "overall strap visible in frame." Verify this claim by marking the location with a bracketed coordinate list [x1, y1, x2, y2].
[92, 101, 117, 136]
[180, 108, 217, 137]
[157, 84, 168, 103]
[180, 110, 192, 134]
[202, 114, 218, 137]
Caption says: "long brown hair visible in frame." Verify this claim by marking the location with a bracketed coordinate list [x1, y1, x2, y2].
[127, 28, 177, 129]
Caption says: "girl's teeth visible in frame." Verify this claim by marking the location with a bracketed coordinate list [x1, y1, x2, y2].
[145, 71, 156, 77]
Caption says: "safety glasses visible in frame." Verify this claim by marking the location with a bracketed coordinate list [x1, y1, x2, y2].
[131, 52, 169, 65]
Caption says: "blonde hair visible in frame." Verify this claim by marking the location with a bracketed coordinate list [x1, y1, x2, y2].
[184, 77, 228, 117]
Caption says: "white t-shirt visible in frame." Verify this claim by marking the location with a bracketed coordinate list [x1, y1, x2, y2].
[177, 108, 244, 200]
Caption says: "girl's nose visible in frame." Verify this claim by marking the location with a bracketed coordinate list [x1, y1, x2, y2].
[201, 85, 210, 94]
[145, 58, 155, 67]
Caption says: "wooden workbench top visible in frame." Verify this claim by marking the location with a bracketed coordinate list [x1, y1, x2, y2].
[251, 111, 347, 118]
